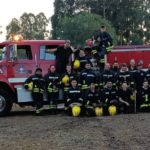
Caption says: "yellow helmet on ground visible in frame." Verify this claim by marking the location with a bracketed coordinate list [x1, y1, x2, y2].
[72, 106, 81, 117]
[28, 82, 33, 91]
[62, 75, 69, 84]
[73, 59, 80, 69]
[95, 107, 103, 116]
[108, 105, 117, 116]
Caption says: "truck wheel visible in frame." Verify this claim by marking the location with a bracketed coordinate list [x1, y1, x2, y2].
[0, 89, 12, 117]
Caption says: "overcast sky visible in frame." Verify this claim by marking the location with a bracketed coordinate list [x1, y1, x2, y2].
[0, 0, 55, 41]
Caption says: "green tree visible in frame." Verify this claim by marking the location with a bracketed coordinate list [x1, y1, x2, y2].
[52, 0, 150, 45]
[6, 18, 21, 39]
[56, 12, 117, 46]
[6, 12, 48, 40]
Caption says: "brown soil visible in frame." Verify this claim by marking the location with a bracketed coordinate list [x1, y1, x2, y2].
[0, 105, 150, 150]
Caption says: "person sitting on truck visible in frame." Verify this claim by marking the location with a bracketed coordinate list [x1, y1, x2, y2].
[24, 68, 45, 115]
[92, 26, 113, 69]
[44, 65, 60, 112]
[54, 40, 74, 74]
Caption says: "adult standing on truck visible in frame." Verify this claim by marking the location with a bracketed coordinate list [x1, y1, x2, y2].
[55, 40, 73, 74]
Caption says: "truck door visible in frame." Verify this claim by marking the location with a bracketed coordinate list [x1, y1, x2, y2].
[7, 44, 36, 80]
[38, 44, 58, 75]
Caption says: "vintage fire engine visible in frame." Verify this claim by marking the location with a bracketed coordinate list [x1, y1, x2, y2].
[0, 39, 65, 116]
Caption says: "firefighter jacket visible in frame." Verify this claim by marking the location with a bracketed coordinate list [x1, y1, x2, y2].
[117, 70, 133, 87]
[102, 87, 118, 105]
[24, 74, 45, 94]
[145, 69, 150, 83]
[61, 71, 77, 92]
[118, 89, 133, 104]
[133, 70, 146, 89]
[66, 86, 83, 105]
[77, 56, 89, 72]
[79, 69, 97, 90]
[94, 31, 113, 53]
[84, 89, 101, 107]
[101, 70, 115, 86]
[137, 87, 150, 108]
[44, 72, 60, 93]
[129, 66, 137, 74]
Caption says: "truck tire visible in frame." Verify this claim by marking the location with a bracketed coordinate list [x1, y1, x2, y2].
[0, 89, 12, 117]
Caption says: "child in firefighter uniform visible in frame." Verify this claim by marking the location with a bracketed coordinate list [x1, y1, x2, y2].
[24, 68, 45, 115]
[44, 65, 60, 111]
[65, 79, 83, 117]
[137, 80, 150, 112]
[84, 83, 103, 116]
[118, 82, 135, 113]
[102, 80, 118, 116]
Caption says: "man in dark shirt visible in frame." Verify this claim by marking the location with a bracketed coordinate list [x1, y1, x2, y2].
[55, 40, 73, 74]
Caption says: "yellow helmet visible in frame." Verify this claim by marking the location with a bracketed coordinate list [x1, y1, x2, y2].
[130, 95, 136, 101]
[95, 107, 103, 116]
[28, 82, 33, 91]
[73, 59, 80, 69]
[72, 106, 81, 117]
[108, 105, 117, 116]
[62, 75, 69, 84]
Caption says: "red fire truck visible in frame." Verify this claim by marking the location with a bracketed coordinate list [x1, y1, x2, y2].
[0, 40, 65, 116]
[107, 45, 150, 68]
[86, 39, 150, 68]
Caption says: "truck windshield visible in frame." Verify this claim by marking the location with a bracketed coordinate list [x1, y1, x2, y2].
[0, 45, 6, 60]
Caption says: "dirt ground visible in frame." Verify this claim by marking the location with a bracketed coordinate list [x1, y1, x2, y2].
[0, 105, 150, 150]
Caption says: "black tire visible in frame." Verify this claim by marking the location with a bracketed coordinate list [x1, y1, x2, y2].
[0, 89, 12, 117]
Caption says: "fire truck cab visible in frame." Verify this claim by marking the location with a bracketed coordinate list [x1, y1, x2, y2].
[0, 40, 65, 116]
